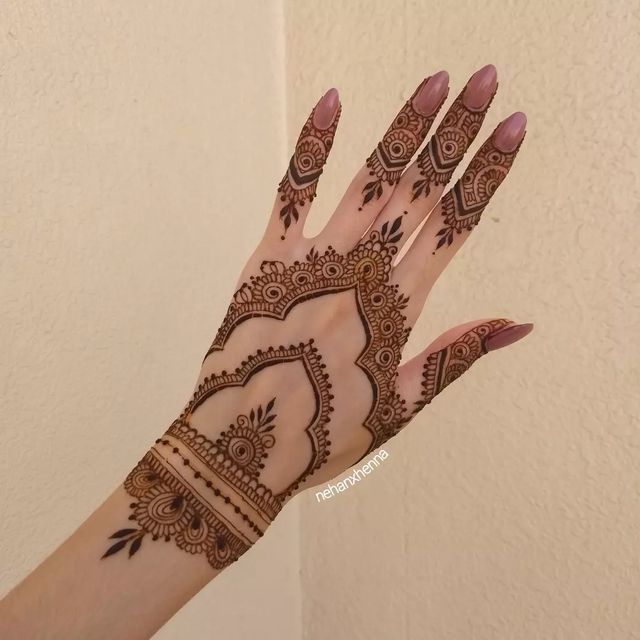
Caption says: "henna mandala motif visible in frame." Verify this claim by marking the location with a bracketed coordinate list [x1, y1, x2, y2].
[413, 319, 510, 413]
[411, 86, 496, 201]
[181, 342, 332, 499]
[277, 104, 341, 238]
[213, 398, 276, 477]
[361, 82, 444, 209]
[433, 130, 523, 251]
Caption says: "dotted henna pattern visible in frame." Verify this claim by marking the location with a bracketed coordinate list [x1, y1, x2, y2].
[104, 217, 513, 571]
[361, 82, 445, 209]
[277, 103, 341, 239]
[207, 217, 411, 453]
[414, 319, 510, 413]
[434, 130, 523, 251]
[411, 85, 497, 201]
[104, 449, 251, 569]
[105, 344, 332, 569]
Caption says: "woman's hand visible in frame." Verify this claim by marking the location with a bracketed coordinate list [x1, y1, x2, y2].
[103, 64, 532, 570]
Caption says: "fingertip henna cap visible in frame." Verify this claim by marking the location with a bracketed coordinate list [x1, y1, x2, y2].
[413, 70, 450, 116]
[494, 112, 527, 152]
[463, 64, 498, 110]
[485, 322, 534, 352]
[313, 88, 341, 129]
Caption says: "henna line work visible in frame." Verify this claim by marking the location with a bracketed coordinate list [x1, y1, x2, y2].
[361, 82, 447, 209]
[414, 319, 511, 413]
[207, 216, 411, 455]
[411, 83, 498, 202]
[277, 102, 341, 238]
[156, 438, 265, 536]
[433, 128, 523, 252]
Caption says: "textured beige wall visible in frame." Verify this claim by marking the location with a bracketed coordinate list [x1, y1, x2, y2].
[285, 1, 640, 639]
[0, 2, 301, 639]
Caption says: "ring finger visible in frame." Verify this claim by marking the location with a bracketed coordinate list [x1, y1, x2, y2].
[393, 110, 527, 325]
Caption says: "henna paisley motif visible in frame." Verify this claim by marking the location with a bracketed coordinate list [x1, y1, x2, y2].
[415, 319, 511, 411]
[105, 450, 250, 569]
[361, 83, 444, 208]
[105, 219, 514, 572]
[434, 131, 523, 251]
[412, 86, 496, 201]
[277, 104, 341, 238]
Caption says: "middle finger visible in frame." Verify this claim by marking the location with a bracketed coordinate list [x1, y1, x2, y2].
[370, 64, 499, 251]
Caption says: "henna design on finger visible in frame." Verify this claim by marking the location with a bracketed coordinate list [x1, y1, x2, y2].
[433, 129, 523, 251]
[411, 86, 496, 201]
[413, 319, 510, 413]
[361, 81, 446, 209]
[277, 101, 341, 239]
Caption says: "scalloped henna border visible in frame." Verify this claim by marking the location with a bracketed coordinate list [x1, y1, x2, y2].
[179, 342, 332, 502]
[204, 226, 411, 454]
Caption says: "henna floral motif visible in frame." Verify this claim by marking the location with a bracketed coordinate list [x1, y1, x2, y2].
[214, 399, 276, 477]
[105, 449, 251, 568]
[277, 104, 341, 238]
[411, 86, 496, 201]
[105, 343, 332, 569]
[433, 130, 523, 251]
[361, 83, 444, 209]
[413, 319, 510, 413]
[206, 216, 411, 454]
[188, 343, 332, 498]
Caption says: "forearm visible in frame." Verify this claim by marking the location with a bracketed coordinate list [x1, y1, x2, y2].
[0, 468, 240, 640]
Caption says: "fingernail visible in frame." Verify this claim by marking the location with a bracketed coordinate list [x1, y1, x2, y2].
[493, 111, 527, 152]
[313, 88, 340, 129]
[413, 70, 449, 116]
[485, 322, 534, 352]
[463, 64, 497, 109]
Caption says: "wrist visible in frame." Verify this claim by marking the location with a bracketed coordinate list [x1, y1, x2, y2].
[104, 416, 283, 570]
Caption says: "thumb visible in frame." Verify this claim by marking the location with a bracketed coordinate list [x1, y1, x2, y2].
[397, 318, 534, 417]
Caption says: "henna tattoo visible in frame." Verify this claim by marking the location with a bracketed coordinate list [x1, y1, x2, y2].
[104, 215, 515, 571]
[361, 83, 444, 209]
[105, 341, 333, 568]
[189, 343, 332, 498]
[107, 219, 508, 571]
[105, 449, 252, 568]
[414, 319, 511, 412]
[433, 129, 523, 251]
[277, 103, 341, 239]
[213, 398, 276, 477]
[411, 86, 496, 201]
[206, 216, 411, 454]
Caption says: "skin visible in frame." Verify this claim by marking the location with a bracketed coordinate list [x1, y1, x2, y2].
[0, 64, 533, 640]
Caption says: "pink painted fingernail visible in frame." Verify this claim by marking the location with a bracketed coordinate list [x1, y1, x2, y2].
[313, 88, 340, 130]
[493, 111, 527, 152]
[413, 70, 450, 116]
[463, 64, 498, 109]
[485, 322, 534, 352]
